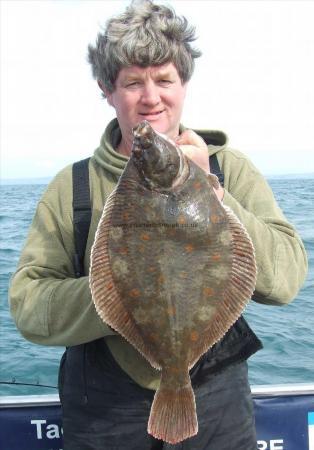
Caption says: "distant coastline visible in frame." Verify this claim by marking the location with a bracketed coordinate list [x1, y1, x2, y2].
[1, 172, 314, 186]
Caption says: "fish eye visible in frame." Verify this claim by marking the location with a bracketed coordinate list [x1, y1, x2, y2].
[141, 137, 152, 149]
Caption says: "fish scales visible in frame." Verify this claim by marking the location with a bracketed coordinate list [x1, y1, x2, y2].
[90, 120, 257, 444]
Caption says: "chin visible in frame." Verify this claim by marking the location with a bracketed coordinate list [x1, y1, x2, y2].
[150, 122, 174, 138]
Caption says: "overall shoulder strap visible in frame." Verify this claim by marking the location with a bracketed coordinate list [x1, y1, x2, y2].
[209, 153, 224, 187]
[72, 157, 92, 278]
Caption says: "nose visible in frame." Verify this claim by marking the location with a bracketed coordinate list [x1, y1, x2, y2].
[140, 81, 161, 106]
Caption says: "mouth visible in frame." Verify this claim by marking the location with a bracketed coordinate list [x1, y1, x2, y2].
[139, 110, 165, 120]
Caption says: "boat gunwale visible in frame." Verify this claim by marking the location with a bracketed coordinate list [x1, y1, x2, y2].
[1, 383, 314, 408]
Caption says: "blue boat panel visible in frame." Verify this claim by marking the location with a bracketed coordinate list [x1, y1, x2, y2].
[255, 395, 314, 450]
[1, 393, 314, 449]
[0, 405, 62, 450]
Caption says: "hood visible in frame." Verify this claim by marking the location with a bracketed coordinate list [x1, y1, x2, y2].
[93, 118, 228, 177]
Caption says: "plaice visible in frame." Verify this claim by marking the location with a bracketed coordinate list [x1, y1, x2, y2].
[89, 121, 257, 444]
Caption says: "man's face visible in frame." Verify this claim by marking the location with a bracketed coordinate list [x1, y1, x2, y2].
[105, 63, 188, 152]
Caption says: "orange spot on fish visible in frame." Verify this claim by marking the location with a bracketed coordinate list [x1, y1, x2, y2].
[210, 214, 220, 224]
[141, 233, 150, 241]
[210, 214, 223, 224]
[118, 247, 128, 255]
[169, 366, 180, 374]
[177, 215, 186, 225]
[193, 181, 202, 190]
[158, 274, 165, 284]
[185, 244, 194, 253]
[203, 287, 214, 297]
[148, 266, 156, 273]
[212, 253, 221, 261]
[167, 306, 176, 316]
[190, 331, 199, 342]
[129, 288, 141, 298]
[106, 281, 114, 290]
[148, 333, 159, 343]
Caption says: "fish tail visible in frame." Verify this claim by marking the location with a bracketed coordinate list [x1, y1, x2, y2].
[147, 372, 198, 444]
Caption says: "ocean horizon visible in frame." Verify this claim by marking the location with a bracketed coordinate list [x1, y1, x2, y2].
[2, 171, 314, 186]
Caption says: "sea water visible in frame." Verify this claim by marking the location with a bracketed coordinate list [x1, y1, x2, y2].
[0, 178, 313, 395]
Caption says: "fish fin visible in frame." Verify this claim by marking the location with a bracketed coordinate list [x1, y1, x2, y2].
[208, 205, 256, 342]
[207, 173, 220, 189]
[189, 205, 257, 368]
[90, 188, 161, 370]
[148, 371, 198, 444]
[224, 204, 257, 302]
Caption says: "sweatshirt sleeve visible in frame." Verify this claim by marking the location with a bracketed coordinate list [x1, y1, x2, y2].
[221, 150, 308, 306]
[9, 173, 116, 347]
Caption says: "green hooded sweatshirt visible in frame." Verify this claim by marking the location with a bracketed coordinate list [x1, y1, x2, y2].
[9, 119, 308, 390]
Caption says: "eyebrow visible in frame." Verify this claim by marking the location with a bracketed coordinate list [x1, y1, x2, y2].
[154, 71, 174, 79]
[121, 70, 175, 83]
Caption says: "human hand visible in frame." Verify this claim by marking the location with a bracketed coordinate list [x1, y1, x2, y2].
[175, 130, 210, 173]
[175, 130, 224, 201]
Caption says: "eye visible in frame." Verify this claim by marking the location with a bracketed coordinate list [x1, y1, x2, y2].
[126, 81, 141, 88]
[158, 79, 173, 86]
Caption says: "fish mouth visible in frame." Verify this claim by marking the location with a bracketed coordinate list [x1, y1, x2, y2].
[132, 120, 174, 153]
[132, 121, 155, 160]
[132, 120, 153, 144]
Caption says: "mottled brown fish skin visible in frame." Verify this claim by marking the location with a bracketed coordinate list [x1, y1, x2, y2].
[89, 121, 257, 444]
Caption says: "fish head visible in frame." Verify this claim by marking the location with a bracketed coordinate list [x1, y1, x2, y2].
[132, 121, 187, 190]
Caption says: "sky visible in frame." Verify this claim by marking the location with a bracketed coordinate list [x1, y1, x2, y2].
[1, 0, 314, 179]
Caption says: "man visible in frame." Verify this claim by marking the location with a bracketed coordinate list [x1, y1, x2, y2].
[9, 1, 307, 449]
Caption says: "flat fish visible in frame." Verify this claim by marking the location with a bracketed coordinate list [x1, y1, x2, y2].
[89, 121, 257, 444]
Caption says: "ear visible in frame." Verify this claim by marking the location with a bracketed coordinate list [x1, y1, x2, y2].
[97, 79, 114, 106]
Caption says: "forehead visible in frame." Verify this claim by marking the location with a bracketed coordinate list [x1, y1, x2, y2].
[116, 62, 180, 81]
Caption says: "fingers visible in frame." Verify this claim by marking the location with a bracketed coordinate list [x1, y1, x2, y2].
[175, 130, 210, 173]
[175, 129, 207, 151]
[177, 144, 199, 160]
[175, 130, 225, 201]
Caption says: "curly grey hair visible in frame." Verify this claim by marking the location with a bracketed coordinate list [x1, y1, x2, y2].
[87, 0, 201, 95]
